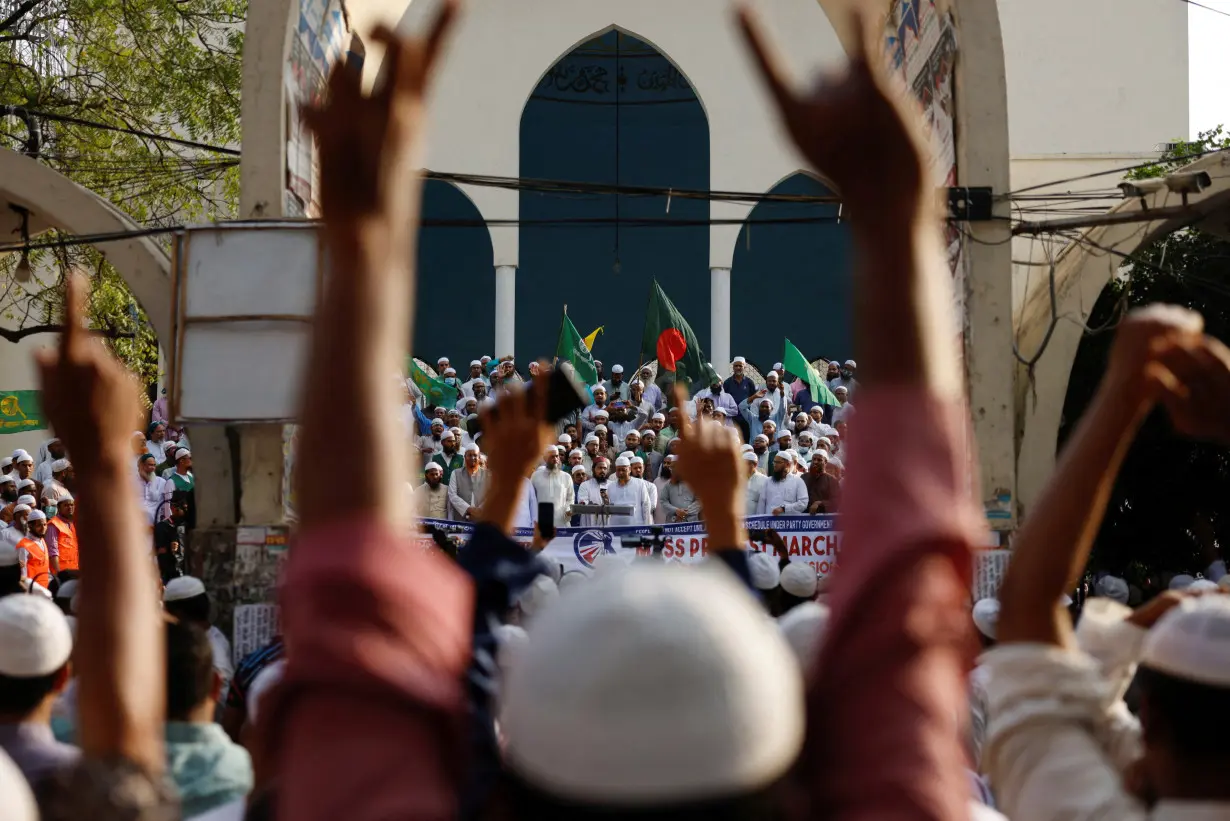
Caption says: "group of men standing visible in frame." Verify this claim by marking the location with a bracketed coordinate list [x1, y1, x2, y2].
[0, 442, 79, 591]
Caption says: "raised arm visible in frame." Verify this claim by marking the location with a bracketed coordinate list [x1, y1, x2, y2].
[997, 308, 1202, 648]
[268, 10, 476, 821]
[738, 6, 981, 820]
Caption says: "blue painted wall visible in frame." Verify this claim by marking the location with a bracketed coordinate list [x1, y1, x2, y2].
[415, 179, 496, 365]
[519, 30, 709, 370]
[731, 174, 852, 369]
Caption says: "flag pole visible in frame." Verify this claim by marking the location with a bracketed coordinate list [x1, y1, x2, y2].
[554, 304, 568, 367]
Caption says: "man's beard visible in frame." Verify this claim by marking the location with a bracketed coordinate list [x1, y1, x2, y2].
[426, 478, 441, 489]
[546, 463, 559, 473]
[772, 468, 788, 481]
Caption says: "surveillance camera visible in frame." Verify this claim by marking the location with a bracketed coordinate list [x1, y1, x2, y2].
[1164, 171, 1212, 195]
[1118, 178, 1167, 198]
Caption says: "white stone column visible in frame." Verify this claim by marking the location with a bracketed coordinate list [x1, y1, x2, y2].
[495, 264, 517, 359]
[710, 266, 731, 370]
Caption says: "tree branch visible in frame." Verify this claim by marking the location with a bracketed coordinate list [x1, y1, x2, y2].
[0, 0, 48, 34]
[0, 323, 134, 342]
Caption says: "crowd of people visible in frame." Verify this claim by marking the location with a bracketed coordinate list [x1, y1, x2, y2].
[407, 357, 853, 526]
[2, 4, 1230, 821]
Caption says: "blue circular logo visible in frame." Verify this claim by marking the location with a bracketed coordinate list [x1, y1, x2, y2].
[573, 529, 615, 568]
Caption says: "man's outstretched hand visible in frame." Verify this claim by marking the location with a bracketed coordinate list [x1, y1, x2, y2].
[36, 273, 143, 467]
[736, 2, 930, 217]
[477, 366, 555, 534]
[671, 385, 745, 550]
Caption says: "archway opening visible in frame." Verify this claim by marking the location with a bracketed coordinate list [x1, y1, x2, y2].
[415, 180, 496, 365]
[519, 29, 709, 367]
[731, 173, 851, 369]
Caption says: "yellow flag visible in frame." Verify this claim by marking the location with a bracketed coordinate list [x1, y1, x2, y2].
[581, 326, 604, 351]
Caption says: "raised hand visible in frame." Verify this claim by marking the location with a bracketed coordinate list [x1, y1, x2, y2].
[1156, 335, 1230, 445]
[477, 366, 554, 533]
[736, 2, 930, 216]
[671, 385, 745, 549]
[1105, 305, 1203, 402]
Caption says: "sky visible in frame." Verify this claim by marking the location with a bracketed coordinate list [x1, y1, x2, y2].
[1189, 0, 1230, 137]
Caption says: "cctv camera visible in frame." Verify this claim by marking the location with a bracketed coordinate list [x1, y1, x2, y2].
[1118, 178, 1167, 198]
[1164, 171, 1212, 195]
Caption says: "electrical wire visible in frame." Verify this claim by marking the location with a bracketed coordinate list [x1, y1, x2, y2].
[1177, 0, 1230, 18]
[1003, 148, 1226, 196]
[13, 108, 241, 156]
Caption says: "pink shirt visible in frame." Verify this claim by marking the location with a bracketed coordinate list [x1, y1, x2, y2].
[268, 387, 984, 821]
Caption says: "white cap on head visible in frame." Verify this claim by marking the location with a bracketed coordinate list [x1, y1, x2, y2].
[164, 576, 207, 602]
[594, 410, 609, 419]
[54, 579, 79, 601]
[502, 563, 804, 804]
[594, 424, 608, 434]
[174, 449, 191, 461]
[27, 510, 45, 523]
[834, 385, 848, 394]
[571, 465, 588, 476]
[748, 552, 781, 591]
[732, 356, 746, 365]
[631, 456, 644, 466]
[741, 452, 759, 463]
[584, 434, 599, 445]
[0, 474, 12, 485]
[614, 456, 631, 468]
[0, 748, 37, 821]
[12, 450, 33, 465]
[0, 594, 73, 676]
[740, 444, 754, 453]
[624, 429, 640, 439]
[470, 360, 482, 367]
[11, 504, 31, 516]
[1140, 596, 1230, 686]
[518, 575, 560, 619]
[640, 429, 656, 439]
[430, 418, 445, 428]
[437, 356, 449, 364]
[444, 367, 457, 376]
[772, 362, 783, 372]
[1188, 578, 1219, 592]
[592, 385, 607, 394]
[558, 434, 572, 445]
[780, 563, 818, 598]
[464, 443, 481, 454]
[754, 434, 769, 444]
[441, 432, 456, 442]
[972, 598, 1000, 640]
[778, 601, 830, 668]
[50, 458, 70, 472]
[1093, 575, 1130, 604]
[423, 462, 444, 474]
[0, 457, 9, 468]
[664, 454, 678, 464]
[776, 430, 792, 441]
[16, 480, 33, 491]
[1169, 574, 1196, 591]
[568, 449, 584, 459]
[612, 365, 624, 374]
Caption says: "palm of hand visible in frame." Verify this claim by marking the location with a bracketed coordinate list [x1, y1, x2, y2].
[675, 418, 743, 510]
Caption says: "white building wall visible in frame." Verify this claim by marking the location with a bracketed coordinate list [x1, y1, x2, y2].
[0, 334, 56, 456]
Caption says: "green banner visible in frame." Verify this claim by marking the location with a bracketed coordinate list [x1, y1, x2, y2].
[555, 312, 599, 388]
[0, 390, 44, 434]
[406, 358, 460, 407]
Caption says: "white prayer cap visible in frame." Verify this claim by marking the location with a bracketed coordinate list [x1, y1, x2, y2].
[742, 452, 758, 463]
[827, 455, 844, 470]
[816, 436, 832, 448]
[481, 355, 492, 362]
[780, 563, 818, 598]
[558, 433, 572, 445]
[772, 362, 783, 372]
[740, 444, 754, 453]
[1169, 574, 1196, 591]
[782, 449, 799, 463]
[571, 465, 588, 476]
[584, 434, 599, 444]
[971, 598, 1000, 640]
[441, 432, 456, 442]
[11, 504, 31, 516]
[12, 449, 32, 464]
[748, 552, 781, 590]
[631, 456, 644, 466]
[592, 385, 607, 394]
[246, 659, 286, 725]
[470, 360, 481, 367]
[612, 364, 624, 374]
[16, 479, 34, 491]
[446, 408, 462, 417]
[618, 450, 635, 461]
[0, 545, 17, 567]
[16, 494, 34, 505]
[464, 443, 481, 454]
[798, 431, 813, 443]
[754, 434, 769, 444]
[834, 385, 849, 394]
[164, 576, 207, 602]
[27, 510, 45, 523]
[640, 429, 656, 439]
[843, 360, 857, 367]
[0, 473, 12, 484]
[651, 412, 666, 422]
[594, 424, 608, 434]
[0, 457, 9, 468]
[444, 367, 457, 376]
[50, 458, 70, 472]
[614, 456, 631, 468]
[778, 601, 830, 667]
[568, 449, 584, 459]
[594, 409, 609, 419]
[775, 430, 792, 441]
[1189, 579, 1219, 592]
[518, 575, 560, 619]
[437, 356, 449, 364]
[794, 412, 809, 422]
[54, 579, 79, 602]
[732, 356, 746, 365]
[812, 449, 830, 462]
[423, 462, 444, 474]
[0, 594, 73, 676]
[1093, 575, 1130, 604]
[502, 563, 804, 804]
[664, 455, 678, 464]
[0, 747, 38, 821]
[809, 406, 824, 416]
[174, 449, 191, 461]
[624, 429, 640, 439]
[1141, 596, 1230, 686]
[430, 418, 445, 428]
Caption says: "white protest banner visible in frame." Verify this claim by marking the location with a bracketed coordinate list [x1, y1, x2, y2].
[973, 549, 1012, 601]
[415, 515, 843, 576]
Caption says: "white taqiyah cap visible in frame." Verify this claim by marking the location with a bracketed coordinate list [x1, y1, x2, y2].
[778, 601, 830, 668]
[431, 418, 445, 428]
[1093, 575, 1130, 604]
[795, 412, 809, 422]
[11, 504, 31, 516]
[614, 456, 631, 468]
[54, 579, 79, 601]
[441, 432, 456, 442]
[246, 658, 286, 725]
[732, 356, 746, 365]
[664, 454, 678, 463]
[611, 365, 624, 374]
[584, 434, 598, 444]
[1188, 579, 1219, 592]
[16, 480, 33, 491]
[834, 385, 849, 394]
[444, 367, 457, 376]
[464, 443, 481, 454]
[11, 450, 32, 464]
[568, 449, 584, 458]
[592, 385, 607, 394]
[518, 575, 560, 619]
[594, 424, 608, 434]
[631, 456, 644, 466]
[470, 360, 481, 367]
[51, 458, 70, 472]
[0, 594, 73, 676]
[780, 563, 818, 599]
[0, 457, 9, 468]
[571, 465, 588, 476]
[972, 598, 1000, 640]
[423, 462, 443, 474]
[1169, 574, 1196, 591]
[640, 429, 656, 439]
[174, 449, 191, 461]
[0, 748, 36, 821]
[1141, 596, 1230, 686]
[754, 434, 769, 444]
[776, 430, 792, 441]
[163, 575, 207, 602]
[502, 563, 804, 804]
[772, 363, 783, 372]
[624, 429, 640, 439]
[748, 552, 781, 591]
[558, 434, 572, 445]
[27, 510, 45, 522]
[651, 413, 666, 423]
[0, 473, 12, 484]
[742, 452, 759, 463]
[594, 410, 609, 419]
[618, 451, 635, 461]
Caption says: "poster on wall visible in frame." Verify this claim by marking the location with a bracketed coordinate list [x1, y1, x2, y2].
[282, 424, 299, 523]
[285, 0, 348, 218]
[0, 390, 42, 434]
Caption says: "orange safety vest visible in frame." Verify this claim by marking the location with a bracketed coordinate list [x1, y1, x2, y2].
[48, 517, 78, 572]
[17, 536, 51, 586]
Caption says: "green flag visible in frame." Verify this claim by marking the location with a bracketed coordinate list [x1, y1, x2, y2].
[406, 357, 459, 406]
[555, 312, 599, 387]
[0, 390, 43, 435]
[641, 281, 719, 390]
[783, 339, 838, 406]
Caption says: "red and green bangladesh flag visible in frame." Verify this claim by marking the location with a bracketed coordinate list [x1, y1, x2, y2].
[640, 281, 719, 390]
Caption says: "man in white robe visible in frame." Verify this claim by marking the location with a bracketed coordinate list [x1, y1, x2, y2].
[530, 447, 574, 528]
[755, 452, 808, 516]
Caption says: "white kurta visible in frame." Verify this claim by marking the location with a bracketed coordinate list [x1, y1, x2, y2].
[207, 625, 235, 701]
[530, 466, 574, 527]
[755, 474, 808, 515]
[511, 479, 538, 531]
[577, 478, 652, 527]
[746, 472, 767, 513]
